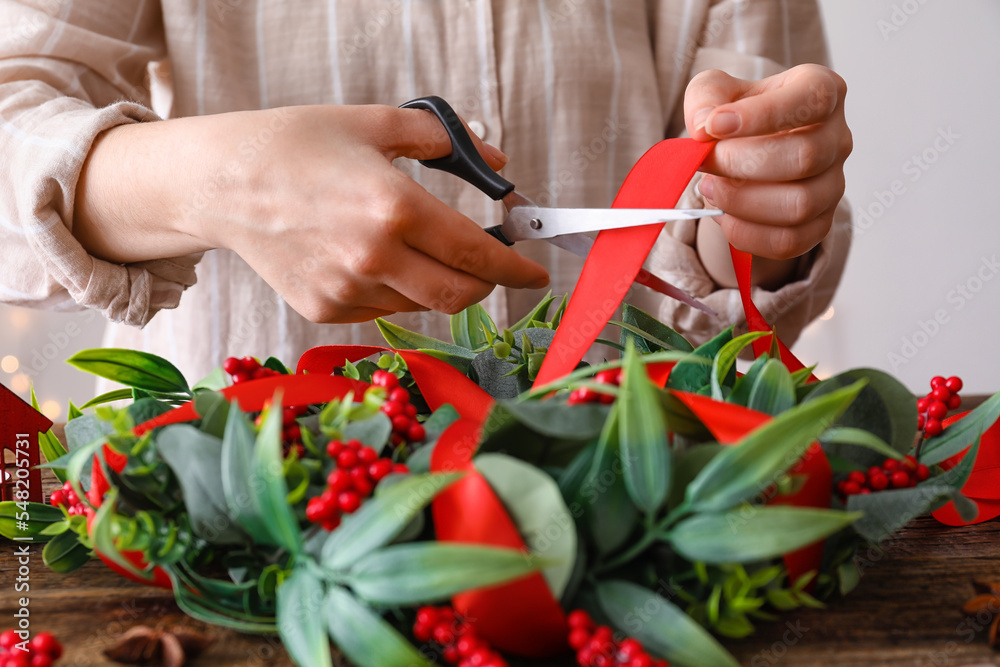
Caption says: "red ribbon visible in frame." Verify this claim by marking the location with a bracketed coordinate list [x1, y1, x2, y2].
[932, 412, 1000, 526]
[671, 391, 832, 583]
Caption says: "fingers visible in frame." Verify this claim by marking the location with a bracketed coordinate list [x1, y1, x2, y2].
[700, 120, 852, 182]
[715, 210, 834, 261]
[700, 168, 844, 230]
[686, 64, 846, 140]
[374, 106, 508, 170]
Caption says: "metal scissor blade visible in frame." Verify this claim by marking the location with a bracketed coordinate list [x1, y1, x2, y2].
[545, 233, 718, 317]
[502, 206, 723, 242]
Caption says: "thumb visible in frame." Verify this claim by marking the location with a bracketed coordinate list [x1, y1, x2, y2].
[385, 106, 509, 171]
[683, 69, 752, 141]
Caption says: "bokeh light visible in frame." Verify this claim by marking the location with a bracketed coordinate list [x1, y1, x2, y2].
[820, 307, 835, 321]
[10, 373, 30, 393]
[0, 355, 18, 373]
[40, 400, 61, 421]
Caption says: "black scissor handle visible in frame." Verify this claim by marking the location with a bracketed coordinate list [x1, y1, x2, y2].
[399, 96, 515, 201]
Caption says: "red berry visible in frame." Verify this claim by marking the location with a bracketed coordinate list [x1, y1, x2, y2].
[432, 624, 456, 646]
[416, 607, 439, 627]
[598, 392, 615, 405]
[930, 376, 946, 388]
[847, 471, 866, 485]
[391, 464, 410, 475]
[407, 423, 427, 443]
[5, 654, 30, 667]
[413, 622, 434, 643]
[345, 439, 362, 451]
[927, 401, 947, 420]
[0, 631, 17, 650]
[391, 415, 411, 433]
[326, 440, 344, 458]
[948, 394, 962, 410]
[405, 403, 418, 418]
[568, 610, 594, 629]
[868, 473, 888, 491]
[576, 648, 595, 666]
[567, 389, 588, 405]
[595, 369, 620, 385]
[617, 638, 644, 661]
[842, 481, 862, 496]
[916, 396, 929, 412]
[946, 376, 964, 393]
[30, 655, 53, 667]
[917, 414, 926, 430]
[338, 491, 362, 514]
[49, 490, 65, 507]
[568, 628, 591, 650]
[916, 464, 930, 481]
[931, 386, 951, 402]
[327, 469, 352, 494]
[883, 459, 900, 472]
[628, 655, 653, 667]
[456, 636, 483, 657]
[902, 455, 918, 470]
[443, 645, 461, 663]
[284, 425, 301, 441]
[369, 459, 394, 482]
[351, 476, 374, 497]
[381, 400, 405, 418]
[357, 447, 379, 464]
[337, 450, 359, 469]
[232, 371, 253, 384]
[223, 357, 242, 375]
[389, 387, 410, 404]
[64, 490, 79, 506]
[321, 516, 341, 532]
[891, 471, 911, 488]
[924, 418, 943, 437]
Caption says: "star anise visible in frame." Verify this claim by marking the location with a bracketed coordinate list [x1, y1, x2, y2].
[104, 623, 213, 667]
[962, 580, 1000, 649]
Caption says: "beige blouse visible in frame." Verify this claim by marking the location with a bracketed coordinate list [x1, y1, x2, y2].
[0, 0, 850, 382]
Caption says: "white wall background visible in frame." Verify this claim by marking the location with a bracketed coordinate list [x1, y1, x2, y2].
[3, 0, 999, 419]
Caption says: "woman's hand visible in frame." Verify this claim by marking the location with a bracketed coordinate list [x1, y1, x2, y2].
[684, 64, 852, 287]
[74, 105, 549, 322]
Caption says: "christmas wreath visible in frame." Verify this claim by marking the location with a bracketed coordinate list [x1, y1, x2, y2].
[4, 138, 1000, 667]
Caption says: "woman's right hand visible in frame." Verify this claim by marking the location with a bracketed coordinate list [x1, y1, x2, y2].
[73, 105, 549, 322]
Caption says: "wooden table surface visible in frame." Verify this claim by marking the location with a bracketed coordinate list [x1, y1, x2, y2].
[4, 417, 1000, 666]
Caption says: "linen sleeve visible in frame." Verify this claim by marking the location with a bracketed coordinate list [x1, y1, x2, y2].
[636, 0, 851, 348]
[0, 0, 200, 326]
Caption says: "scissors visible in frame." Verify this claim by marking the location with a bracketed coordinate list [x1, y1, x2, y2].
[400, 96, 721, 316]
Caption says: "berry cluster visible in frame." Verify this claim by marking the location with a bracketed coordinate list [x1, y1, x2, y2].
[413, 606, 508, 667]
[917, 375, 963, 438]
[0, 630, 62, 667]
[49, 481, 85, 517]
[254, 404, 309, 459]
[222, 356, 283, 384]
[372, 370, 426, 445]
[568, 369, 622, 405]
[305, 439, 408, 531]
[836, 455, 930, 498]
[567, 610, 668, 667]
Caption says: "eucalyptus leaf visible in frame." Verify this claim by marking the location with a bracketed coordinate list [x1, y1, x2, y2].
[685, 381, 865, 513]
[666, 327, 734, 393]
[192, 366, 229, 391]
[67, 348, 190, 395]
[157, 424, 246, 544]
[252, 400, 303, 553]
[471, 348, 521, 399]
[277, 567, 332, 667]
[747, 359, 796, 416]
[596, 579, 739, 667]
[450, 303, 495, 350]
[728, 356, 768, 407]
[324, 586, 434, 667]
[476, 453, 577, 597]
[618, 344, 670, 514]
[376, 318, 476, 360]
[221, 405, 276, 546]
[322, 473, 462, 570]
[920, 390, 1000, 465]
[819, 427, 902, 461]
[669, 507, 861, 564]
[620, 304, 695, 352]
[64, 414, 112, 453]
[345, 543, 541, 606]
[667, 444, 723, 509]
[193, 390, 231, 440]
[342, 412, 393, 450]
[580, 405, 639, 556]
[710, 331, 771, 401]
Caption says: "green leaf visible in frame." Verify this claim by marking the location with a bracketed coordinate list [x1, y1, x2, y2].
[685, 380, 865, 513]
[669, 507, 861, 563]
[192, 366, 229, 391]
[819, 427, 902, 461]
[67, 400, 84, 421]
[42, 528, 91, 573]
[376, 318, 477, 360]
[581, 405, 639, 556]
[79, 388, 134, 409]
[710, 332, 771, 401]
[344, 543, 541, 606]
[31, 387, 67, 480]
[727, 356, 768, 407]
[221, 405, 277, 546]
[341, 413, 392, 450]
[920, 390, 1000, 465]
[511, 292, 557, 331]
[157, 424, 246, 544]
[667, 444, 723, 509]
[194, 391, 232, 440]
[253, 399, 303, 553]
[596, 580, 739, 667]
[494, 400, 610, 441]
[450, 303, 496, 350]
[618, 344, 670, 515]
[64, 414, 112, 453]
[90, 488, 155, 581]
[324, 586, 434, 667]
[67, 348, 190, 395]
[666, 328, 734, 393]
[0, 501, 65, 539]
[263, 357, 289, 374]
[476, 454, 577, 598]
[747, 358, 796, 416]
[277, 567, 332, 667]
[321, 473, 462, 570]
[620, 304, 695, 352]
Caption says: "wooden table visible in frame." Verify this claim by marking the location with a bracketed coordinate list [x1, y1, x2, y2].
[4, 423, 999, 666]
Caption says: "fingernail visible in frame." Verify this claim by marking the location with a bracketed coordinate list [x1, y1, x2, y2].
[484, 142, 509, 167]
[698, 176, 715, 203]
[707, 111, 741, 137]
[693, 107, 713, 135]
